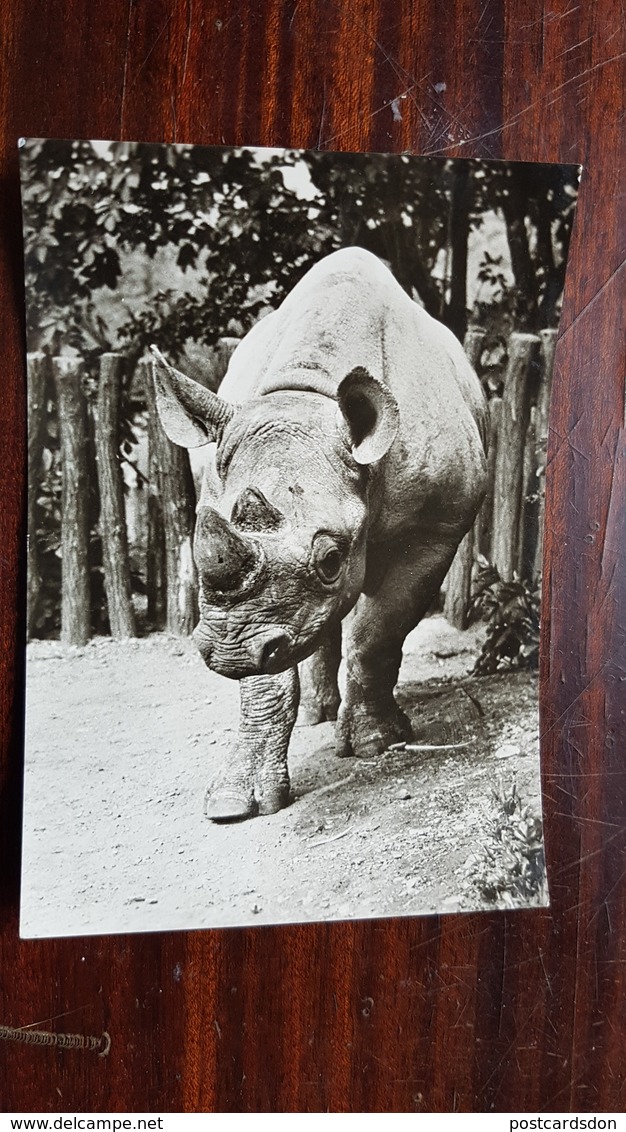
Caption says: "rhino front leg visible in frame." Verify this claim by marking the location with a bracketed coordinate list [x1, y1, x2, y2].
[205, 667, 300, 822]
[298, 623, 342, 725]
[337, 535, 461, 759]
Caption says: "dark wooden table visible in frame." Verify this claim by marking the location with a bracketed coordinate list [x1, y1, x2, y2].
[1, 0, 624, 1113]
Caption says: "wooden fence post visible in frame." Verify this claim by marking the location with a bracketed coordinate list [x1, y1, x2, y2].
[476, 396, 502, 559]
[142, 360, 198, 636]
[463, 326, 486, 369]
[52, 356, 91, 646]
[95, 354, 136, 639]
[442, 327, 486, 627]
[147, 436, 166, 630]
[443, 529, 474, 629]
[518, 407, 538, 580]
[534, 328, 558, 580]
[26, 352, 47, 639]
[491, 333, 540, 582]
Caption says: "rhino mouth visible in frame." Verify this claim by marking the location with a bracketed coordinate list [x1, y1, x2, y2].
[193, 622, 301, 679]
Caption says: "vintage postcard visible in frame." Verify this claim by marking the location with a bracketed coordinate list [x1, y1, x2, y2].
[19, 140, 579, 936]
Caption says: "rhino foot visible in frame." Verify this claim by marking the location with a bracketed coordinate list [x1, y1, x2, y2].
[205, 762, 291, 822]
[336, 700, 412, 759]
[298, 696, 340, 726]
[204, 785, 257, 822]
[256, 783, 291, 815]
[256, 761, 291, 815]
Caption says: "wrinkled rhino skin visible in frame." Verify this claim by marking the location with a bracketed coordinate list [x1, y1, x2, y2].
[151, 248, 488, 822]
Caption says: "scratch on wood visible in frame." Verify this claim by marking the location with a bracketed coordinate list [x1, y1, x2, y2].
[178, 0, 193, 101]
[540, 663, 609, 741]
[289, 1, 300, 30]
[134, 13, 174, 81]
[316, 80, 327, 150]
[559, 261, 626, 342]
[538, 948, 553, 995]
[479, 1000, 543, 1096]
[0, 1024, 111, 1057]
[321, 85, 419, 147]
[119, 0, 134, 136]
[556, 35, 594, 57]
[421, 52, 626, 155]
[549, 825, 626, 878]
[516, 4, 582, 31]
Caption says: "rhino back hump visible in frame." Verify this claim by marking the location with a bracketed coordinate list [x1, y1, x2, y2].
[218, 248, 487, 528]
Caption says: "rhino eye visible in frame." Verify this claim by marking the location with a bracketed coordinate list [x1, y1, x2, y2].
[313, 535, 344, 584]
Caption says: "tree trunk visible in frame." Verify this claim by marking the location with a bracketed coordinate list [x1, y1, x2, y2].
[142, 360, 198, 635]
[443, 528, 474, 629]
[491, 334, 540, 581]
[533, 328, 558, 580]
[26, 353, 48, 639]
[362, 221, 443, 316]
[408, 245, 445, 316]
[501, 171, 540, 331]
[52, 356, 91, 646]
[147, 428, 166, 630]
[536, 208, 560, 326]
[215, 337, 240, 388]
[445, 162, 471, 342]
[476, 396, 502, 559]
[94, 353, 136, 639]
[517, 408, 538, 581]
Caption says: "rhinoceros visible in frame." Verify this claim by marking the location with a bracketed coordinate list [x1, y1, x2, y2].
[151, 247, 488, 821]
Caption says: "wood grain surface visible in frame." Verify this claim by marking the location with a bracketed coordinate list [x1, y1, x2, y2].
[1, 0, 624, 1113]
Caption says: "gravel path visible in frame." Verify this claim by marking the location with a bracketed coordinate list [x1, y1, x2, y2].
[21, 615, 546, 938]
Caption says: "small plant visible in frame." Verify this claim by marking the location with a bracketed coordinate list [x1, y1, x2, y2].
[470, 559, 540, 675]
[463, 777, 547, 909]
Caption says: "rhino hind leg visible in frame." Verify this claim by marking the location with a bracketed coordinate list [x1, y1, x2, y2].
[298, 624, 342, 725]
[337, 535, 461, 760]
[336, 694, 412, 759]
[205, 668, 299, 822]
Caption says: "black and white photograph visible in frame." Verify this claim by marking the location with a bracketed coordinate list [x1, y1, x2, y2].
[19, 140, 579, 938]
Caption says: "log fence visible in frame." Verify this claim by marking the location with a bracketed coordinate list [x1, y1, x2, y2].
[444, 326, 557, 628]
[26, 352, 47, 640]
[51, 355, 91, 646]
[95, 353, 136, 639]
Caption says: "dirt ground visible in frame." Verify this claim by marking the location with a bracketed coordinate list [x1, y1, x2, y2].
[21, 614, 546, 938]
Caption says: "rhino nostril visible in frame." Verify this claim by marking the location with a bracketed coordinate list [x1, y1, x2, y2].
[259, 633, 290, 671]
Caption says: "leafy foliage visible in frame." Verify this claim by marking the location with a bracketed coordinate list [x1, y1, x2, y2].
[471, 160, 579, 331]
[21, 141, 578, 366]
[470, 559, 540, 675]
[21, 140, 576, 638]
[463, 777, 547, 909]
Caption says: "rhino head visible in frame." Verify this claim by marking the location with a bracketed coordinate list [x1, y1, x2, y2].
[151, 346, 399, 679]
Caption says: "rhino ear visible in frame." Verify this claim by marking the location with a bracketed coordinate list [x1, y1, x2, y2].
[337, 366, 400, 465]
[150, 345, 236, 448]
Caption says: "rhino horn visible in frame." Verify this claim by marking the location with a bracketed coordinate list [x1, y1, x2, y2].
[150, 345, 237, 448]
[195, 506, 262, 591]
[230, 486, 286, 532]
